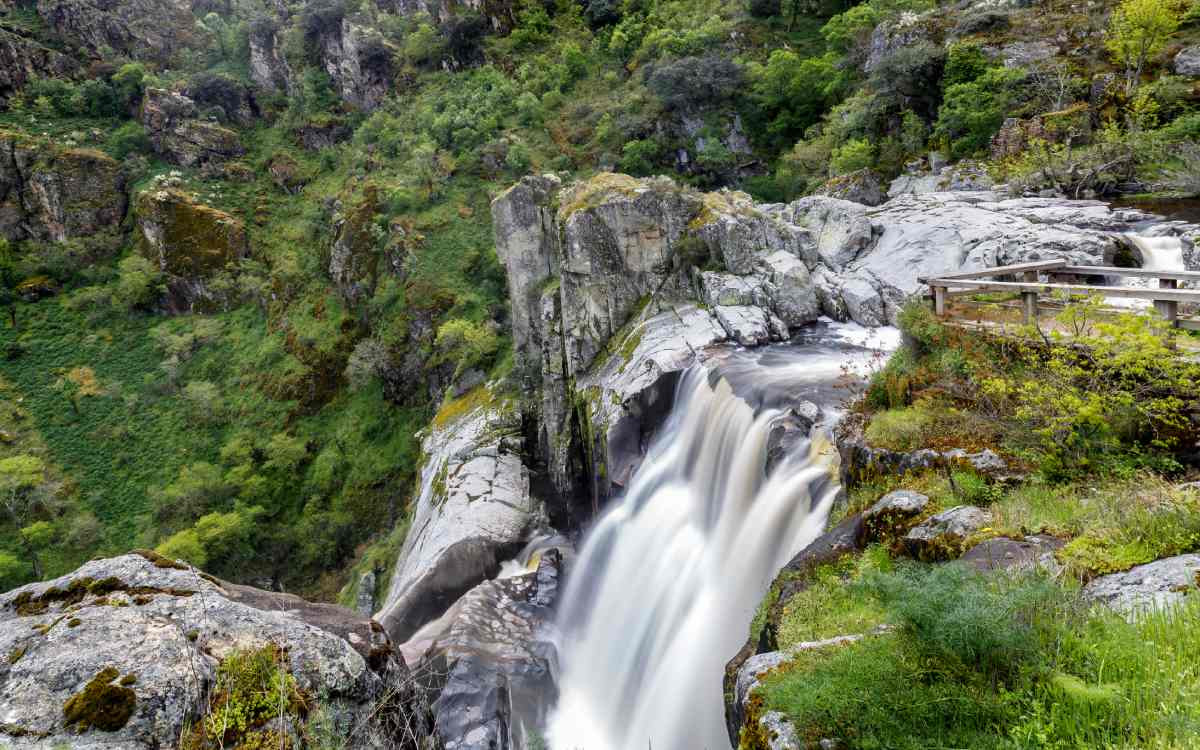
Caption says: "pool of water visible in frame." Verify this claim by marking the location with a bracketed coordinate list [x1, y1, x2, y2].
[1112, 197, 1200, 224]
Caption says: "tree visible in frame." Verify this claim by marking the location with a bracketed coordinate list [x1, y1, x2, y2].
[1106, 0, 1180, 93]
[749, 51, 845, 147]
[0, 455, 48, 579]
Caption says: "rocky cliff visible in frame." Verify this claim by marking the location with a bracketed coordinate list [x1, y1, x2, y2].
[0, 130, 127, 244]
[492, 172, 1194, 523]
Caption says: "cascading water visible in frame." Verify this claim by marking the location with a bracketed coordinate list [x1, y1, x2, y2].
[546, 324, 892, 750]
[1110, 234, 1186, 308]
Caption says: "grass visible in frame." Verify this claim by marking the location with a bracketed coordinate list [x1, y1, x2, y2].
[774, 546, 891, 649]
[759, 564, 1200, 750]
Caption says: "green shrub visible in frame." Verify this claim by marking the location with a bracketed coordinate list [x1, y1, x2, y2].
[858, 563, 1063, 679]
[829, 137, 874, 175]
[107, 122, 151, 159]
[943, 41, 990, 86]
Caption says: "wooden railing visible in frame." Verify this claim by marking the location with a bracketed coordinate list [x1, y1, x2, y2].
[920, 260, 1200, 330]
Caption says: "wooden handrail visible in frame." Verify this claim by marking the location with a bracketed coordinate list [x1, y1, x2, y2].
[1054, 265, 1200, 281]
[925, 279, 1200, 302]
[917, 259, 1067, 283]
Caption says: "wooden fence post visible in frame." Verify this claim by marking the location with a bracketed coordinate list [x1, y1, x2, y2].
[934, 285, 946, 316]
[1156, 278, 1179, 326]
[1022, 291, 1038, 324]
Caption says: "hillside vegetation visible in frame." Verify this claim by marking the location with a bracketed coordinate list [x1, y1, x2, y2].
[0, 0, 1197, 600]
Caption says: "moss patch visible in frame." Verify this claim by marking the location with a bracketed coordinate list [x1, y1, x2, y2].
[62, 666, 137, 732]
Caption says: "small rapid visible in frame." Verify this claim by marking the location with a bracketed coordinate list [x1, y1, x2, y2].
[546, 323, 894, 750]
[1110, 234, 1186, 309]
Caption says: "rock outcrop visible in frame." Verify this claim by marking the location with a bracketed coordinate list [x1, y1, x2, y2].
[135, 186, 249, 311]
[0, 551, 404, 747]
[0, 30, 76, 104]
[1083, 554, 1200, 616]
[314, 19, 394, 112]
[35, 0, 199, 62]
[401, 548, 562, 750]
[140, 88, 245, 168]
[248, 18, 294, 94]
[375, 389, 540, 643]
[0, 131, 127, 244]
[494, 173, 1148, 519]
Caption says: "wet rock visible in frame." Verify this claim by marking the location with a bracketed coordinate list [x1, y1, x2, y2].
[1083, 554, 1200, 617]
[766, 403, 820, 476]
[0, 131, 128, 245]
[376, 393, 539, 643]
[716, 305, 777, 346]
[903, 505, 993, 561]
[140, 88, 245, 168]
[961, 534, 1063, 573]
[861, 490, 929, 544]
[0, 552, 397, 748]
[813, 169, 886, 207]
[1175, 46, 1200, 77]
[135, 187, 249, 312]
[405, 550, 562, 750]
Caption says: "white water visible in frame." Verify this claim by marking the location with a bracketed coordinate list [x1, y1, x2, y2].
[1108, 234, 1186, 309]
[546, 361, 845, 750]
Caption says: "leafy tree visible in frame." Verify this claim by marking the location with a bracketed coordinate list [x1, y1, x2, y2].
[182, 381, 224, 423]
[821, 3, 881, 57]
[943, 42, 990, 87]
[934, 67, 1024, 158]
[1106, 0, 1180, 92]
[618, 139, 662, 175]
[749, 51, 845, 147]
[111, 63, 146, 111]
[107, 122, 151, 159]
[647, 55, 744, 111]
[151, 462, 236, 527]
[0, 455, 48, 579]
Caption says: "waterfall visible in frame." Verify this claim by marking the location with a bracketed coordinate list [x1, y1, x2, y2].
[1110, 234, 1186, 309]
[546, 358, 846, 750]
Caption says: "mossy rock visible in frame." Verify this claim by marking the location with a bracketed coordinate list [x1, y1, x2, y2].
[62, 667, 137, 732]
[135, 188, 248, 278]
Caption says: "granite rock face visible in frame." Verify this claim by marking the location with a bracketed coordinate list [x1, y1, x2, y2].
[375, 392, 539, 643]
[401, 549, 563, 750]
[141, 88, 245, 168]
[0, 131, 128, 244]
[315, 19, 394, 112]
[1175, 45, 1200, 77]
[0, 552, 399, 748]
[493, 173, 1160, 519]
[1083, 554, 1200, 616]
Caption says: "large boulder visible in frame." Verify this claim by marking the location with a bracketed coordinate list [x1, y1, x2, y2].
[1174, 45, 1200, 77]
[813, 169, 886, 207]
[903, 505, 993, 561]
[135, 186, 249, 311]
[140, 88, 244, 168]
[0, 552, 407, 747]
[961, 534, 1064, 573]
[0, 131, 127, 245]
[401, 549, 562, 750]
[375, 389, 540, 643]
[1083, 554, 1200, 616]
